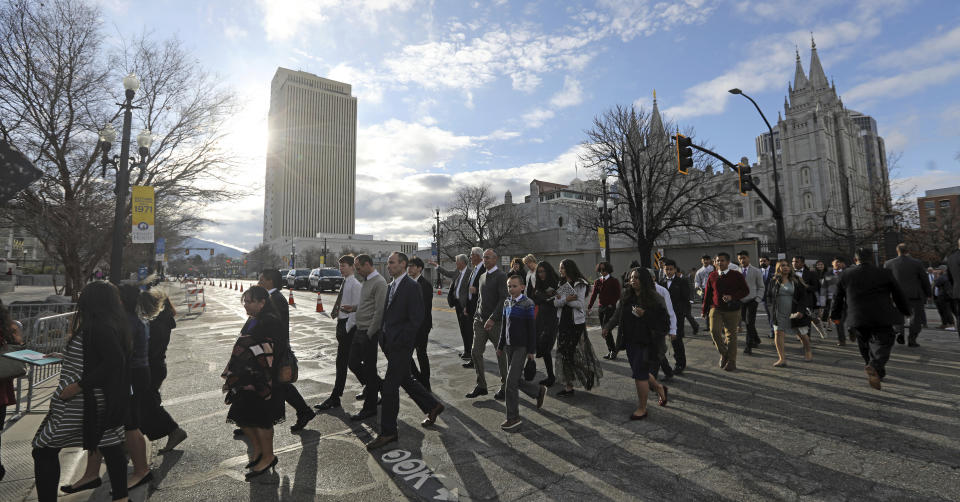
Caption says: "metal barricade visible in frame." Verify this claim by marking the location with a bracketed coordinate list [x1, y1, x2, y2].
[7, 302, 76, 323]
[8, 311, 74, 421]
[185, 284, 205, 313]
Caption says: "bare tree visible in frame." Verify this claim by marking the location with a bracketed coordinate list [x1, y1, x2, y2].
[0, 0, 240, 297]
[245, 243, 280, 273]
[580, 104, 734, 267]
[441, 183, 528, 252]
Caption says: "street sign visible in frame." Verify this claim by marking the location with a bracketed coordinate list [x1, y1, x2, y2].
[138, 265, 148, 281]
[131, 185, 155, 243]
[155, 237, 165, 262]
[597, 228, 606, 248]
[431, 242, 438, 257]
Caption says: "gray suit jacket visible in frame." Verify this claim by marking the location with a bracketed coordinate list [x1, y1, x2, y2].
[739, 265, 765, 303]
[475, 267, 507, 324]
[439, 265, 469, 307]
[883, 255, 932, 300]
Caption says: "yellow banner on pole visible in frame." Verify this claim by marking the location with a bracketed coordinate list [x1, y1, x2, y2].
[131, 185, 155, 243]
[597, 228, 606, 248]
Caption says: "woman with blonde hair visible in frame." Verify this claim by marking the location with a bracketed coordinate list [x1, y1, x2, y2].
[766, 260, 815, 367]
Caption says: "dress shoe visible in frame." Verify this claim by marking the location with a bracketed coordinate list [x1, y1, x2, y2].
[290, 409, 316, 432]
[896, 334, 905, 344]
[127, 471, 154, 490]
[609, 351, 618, 360]
[865, 365, 881, 390]
[159, 427, 188, 453]
[465, 386, 488, 398]
[494, 388, 505, 400]
[462, 361, 474, 368]
[350, 408, 378, 421]
[602, 351, 613, 360]
[366, 434, 398, 451]
[536, 385, 547, 409]
[61, 478, 102, 494]
[355, 391, 367, 401]
[245, 456, 278, 481]
[315, 396, 341, 411]
[421, 403, 445, 427]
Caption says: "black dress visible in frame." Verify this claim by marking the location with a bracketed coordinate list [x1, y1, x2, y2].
[531, 285, 558, 358]
[224, 313, 285, 429]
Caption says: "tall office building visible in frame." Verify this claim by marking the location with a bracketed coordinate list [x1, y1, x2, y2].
[264, 68, 356, 241]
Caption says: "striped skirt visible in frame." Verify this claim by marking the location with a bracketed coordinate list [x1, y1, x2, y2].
[32, 334, 124, 449]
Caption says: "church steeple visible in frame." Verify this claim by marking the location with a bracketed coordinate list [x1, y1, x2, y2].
[649, 89, 666, 138]
[808, 35, 829, 89]
[793, 48, 809, 90]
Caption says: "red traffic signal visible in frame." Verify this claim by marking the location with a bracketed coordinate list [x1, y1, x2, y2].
[674, 133, 693, 175]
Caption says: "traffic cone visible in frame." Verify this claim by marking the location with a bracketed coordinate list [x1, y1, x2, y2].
[239, 284, 243, 292]
[437, 287, 442, 296]
[288, 290, 296, 306]
[315, 292, 324, 313]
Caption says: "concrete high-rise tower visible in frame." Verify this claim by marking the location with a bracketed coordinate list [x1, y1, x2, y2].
[264, 68, 357, 242]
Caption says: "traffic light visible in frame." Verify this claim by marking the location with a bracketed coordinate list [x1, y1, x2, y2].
[209, 249, 214, 257]
[674, 133, 693, 174]
[737, 162, 753, 195]
[185, 249, 189, 255]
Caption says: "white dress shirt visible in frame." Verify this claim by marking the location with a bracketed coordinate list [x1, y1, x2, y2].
[338, 274, 362, 331]
[654, 283, 677, 336]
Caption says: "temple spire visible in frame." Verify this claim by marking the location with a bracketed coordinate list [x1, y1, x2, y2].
[793, 47, 809, 90]
[650, 89, 665, 138]
[808, 35, 828, 89]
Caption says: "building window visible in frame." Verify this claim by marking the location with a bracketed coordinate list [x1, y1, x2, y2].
[735, 203, 744, 218]
[928, 217, 937, 223]
[940, 200, 951, 208]
[558, 217, 564, 227]
[800, 167, 810, 185]
[803, 193, 813, 210]
[924, 201, 934, 209]
[754, 200, 763, 216]
[928, 209, 937, 217]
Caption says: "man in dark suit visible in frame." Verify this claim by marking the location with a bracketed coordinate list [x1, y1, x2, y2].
[433, 253, 471, 361]
[256, 269, 316, 433]
[759, 255, 775, 339]
[884, 243, 932, 346]
[366, 252, 444, 451]
[461, 247, 485, 368]
[944, 238, 960, 337]
[831, 247, 910, 390]
[466, 248, 508, 400]
[659, 259, 689, 373]
[407, 257, 434, 391]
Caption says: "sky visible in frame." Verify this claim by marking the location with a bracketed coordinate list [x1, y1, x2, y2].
[96, 0, 960, 252]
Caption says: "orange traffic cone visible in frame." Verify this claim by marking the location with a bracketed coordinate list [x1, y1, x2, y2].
[288, 290, 296, 306]
[315, 292, 325, 313]
[239, 284, 243, 292]
[437, 287, 442, 296]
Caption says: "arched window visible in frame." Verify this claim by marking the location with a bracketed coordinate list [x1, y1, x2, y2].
[735, 203, 744, 218]
[558, 217, 564, 227]
[801, 167, 810, 185]
[754, 200, 763, 216]
[805, 219, 815, 234]
[803, 193, 813, 210]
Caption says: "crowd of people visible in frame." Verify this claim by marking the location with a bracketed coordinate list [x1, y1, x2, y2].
[1, 237, 958, 498]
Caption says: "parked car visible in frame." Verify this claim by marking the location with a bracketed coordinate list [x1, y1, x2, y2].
[286, 268, 312, 290]
[309, 267, 344, 292]
[279, 269, 289, 288]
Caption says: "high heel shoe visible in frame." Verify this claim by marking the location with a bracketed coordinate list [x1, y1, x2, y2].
[245, 454, 262, 469]
[245, 456, 278, 481]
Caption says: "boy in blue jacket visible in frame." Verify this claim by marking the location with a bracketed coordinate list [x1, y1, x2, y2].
[497, 274, 542, 430]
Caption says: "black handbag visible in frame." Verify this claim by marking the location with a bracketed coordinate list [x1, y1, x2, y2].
[523, 358, 536, 381]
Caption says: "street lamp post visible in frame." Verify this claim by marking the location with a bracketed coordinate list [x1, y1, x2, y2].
[101, 73, 154, 284]
[728, 88, 787, 256]
[595, 173, 612, 259]
[434, 207, 442, 289]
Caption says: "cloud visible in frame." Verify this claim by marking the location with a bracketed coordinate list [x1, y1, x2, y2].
[549, 76, 584, 109]
[868, 25, 960, 70]
[522, 108, 556, 128]
[357, 119, 476, 180]
[664, 20, 881, 119]
[327, 62, 386, 104]
[255, 0, 415, 41]
[844, 60, 960, 104]
[223, 24, 248, 41]
[591, 0, 718, 41]
[882, 129, 909, 152]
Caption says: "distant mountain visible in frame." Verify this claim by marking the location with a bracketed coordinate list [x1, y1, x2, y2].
[178, 237, 247, 261]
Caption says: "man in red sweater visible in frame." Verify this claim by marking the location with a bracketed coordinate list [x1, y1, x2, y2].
[587, 261, 622, 359]
[702, 252, 750, 371]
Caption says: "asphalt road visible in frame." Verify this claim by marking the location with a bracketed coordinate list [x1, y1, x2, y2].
[4, 278, 959, 501]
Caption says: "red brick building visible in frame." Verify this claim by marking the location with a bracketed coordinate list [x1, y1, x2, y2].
[918, 186, 960, 230]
